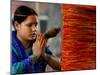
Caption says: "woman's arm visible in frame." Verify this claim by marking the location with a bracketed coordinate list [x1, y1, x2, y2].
[12, 48, 34, 74]
[43, 53, 61, 70]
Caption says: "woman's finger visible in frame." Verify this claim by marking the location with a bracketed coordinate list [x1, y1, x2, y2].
[39, 34, 45, 46]
[41, 39, 46, 50]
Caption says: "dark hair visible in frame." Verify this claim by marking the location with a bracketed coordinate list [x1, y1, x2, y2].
[13, 5, 38, 30]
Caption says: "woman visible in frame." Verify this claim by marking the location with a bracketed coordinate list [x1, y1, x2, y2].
[12, 5, 61, 74]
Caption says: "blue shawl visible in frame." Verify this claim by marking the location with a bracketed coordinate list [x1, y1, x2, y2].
[11, 31, 52, 74]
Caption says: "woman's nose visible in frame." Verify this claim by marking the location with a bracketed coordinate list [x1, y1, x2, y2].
[32, 25, 37, 32]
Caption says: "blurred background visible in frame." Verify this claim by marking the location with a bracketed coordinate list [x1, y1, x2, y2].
[11, 0, 62, 72]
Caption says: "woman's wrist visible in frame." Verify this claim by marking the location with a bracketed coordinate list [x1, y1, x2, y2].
[33, 54, 39, 63]
[42, 53, 51, 63]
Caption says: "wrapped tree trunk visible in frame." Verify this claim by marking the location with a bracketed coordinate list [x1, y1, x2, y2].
[61, 4, 96, 71]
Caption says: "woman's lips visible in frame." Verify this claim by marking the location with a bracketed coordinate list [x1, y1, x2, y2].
[32, 33, 37, 39]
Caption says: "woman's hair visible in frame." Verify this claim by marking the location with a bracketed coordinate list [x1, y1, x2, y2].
[13, 5, 38, 30]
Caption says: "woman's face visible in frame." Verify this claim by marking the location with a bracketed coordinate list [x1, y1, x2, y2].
[16, 15, 38, 41]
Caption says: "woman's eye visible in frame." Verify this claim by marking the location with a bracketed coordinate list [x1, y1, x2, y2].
[26, 23, 37, 27]
[35, 24, 37, 27]
[26, 23, 32, 27]
[27, 24, 32, 27]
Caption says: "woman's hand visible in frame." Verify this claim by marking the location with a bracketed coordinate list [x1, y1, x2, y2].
[32, 33, 46, 63]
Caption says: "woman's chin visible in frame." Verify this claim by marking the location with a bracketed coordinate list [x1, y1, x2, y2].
[27, 37, 35, 41]
[28, 36, 37, 41]
[32, 37, 36, 40]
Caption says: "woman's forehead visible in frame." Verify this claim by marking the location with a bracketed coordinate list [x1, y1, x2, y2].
[24, 15, 38, 23]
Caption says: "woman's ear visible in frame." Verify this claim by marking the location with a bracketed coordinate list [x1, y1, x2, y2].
[15, 21, 20, 31]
